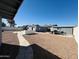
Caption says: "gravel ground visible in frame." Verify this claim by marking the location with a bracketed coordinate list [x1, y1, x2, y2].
[1, 31, 20, 59]
[24, 32, 77, 59]
[2, 31, 19, 45]
[2, 31, 77, 59]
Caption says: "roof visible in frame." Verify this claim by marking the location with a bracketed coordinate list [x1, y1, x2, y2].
[0, 0, 23, 19]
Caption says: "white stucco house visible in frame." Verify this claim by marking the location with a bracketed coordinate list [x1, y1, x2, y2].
[50, 26, 74, 35]
[27, 25, 48, 32]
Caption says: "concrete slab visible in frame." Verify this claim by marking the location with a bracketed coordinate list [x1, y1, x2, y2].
[13, 31, 33, 59]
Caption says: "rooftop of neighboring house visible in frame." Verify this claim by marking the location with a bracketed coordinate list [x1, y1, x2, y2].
[27, 24, 40, 27]
[18, 24, 77, 28]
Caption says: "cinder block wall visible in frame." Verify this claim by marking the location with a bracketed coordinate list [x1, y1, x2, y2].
[2, 27, 23, 31]
[73, 26, 78, 43]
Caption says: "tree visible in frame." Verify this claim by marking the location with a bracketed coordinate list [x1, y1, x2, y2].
[2, 22, 6, 27]
[7, 19, 16, 27]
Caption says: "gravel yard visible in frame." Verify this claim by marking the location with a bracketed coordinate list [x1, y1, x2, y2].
[2, 31, 19, 45]
[24, 32, 77, 59]
[1, 31, 77, 59]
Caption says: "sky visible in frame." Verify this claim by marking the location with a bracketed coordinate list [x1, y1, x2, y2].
[2, 0, 78, 26]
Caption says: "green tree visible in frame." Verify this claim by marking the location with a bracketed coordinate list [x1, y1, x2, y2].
[2, 22, 6, 27]
[7, 19, 16, 27]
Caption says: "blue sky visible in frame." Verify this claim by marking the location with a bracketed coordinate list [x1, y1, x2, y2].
[3, 0, 78, 26]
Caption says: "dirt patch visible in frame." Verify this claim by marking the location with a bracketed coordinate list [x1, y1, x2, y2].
[24, 32, 77, 59]
[2, 31, 19, 45]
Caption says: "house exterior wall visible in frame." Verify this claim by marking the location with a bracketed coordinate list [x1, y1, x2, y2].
[33, 27, 36, 31]
[27, 27, 33, 31]
[38, 27, 48, 32]
[50, 27, 57, 31]
[73, 26, 78, 43]
[60, 27, 73, 35]
[35, 26, 40, 32]
[30, 25, 48, 32]
[50, 27, 73, 35]
[27, 25, 40, 31]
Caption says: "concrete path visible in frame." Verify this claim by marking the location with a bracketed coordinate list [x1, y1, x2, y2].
[13, 31, 30, 46]
[13, 31, 33, 59]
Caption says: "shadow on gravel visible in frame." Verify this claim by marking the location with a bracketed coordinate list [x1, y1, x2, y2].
[0, 43, 33, 59]
[0, 43, 20, 59]
[25, 33, 37, 35]
[0, 43, 61, 59]
[30, 44, 61, 59]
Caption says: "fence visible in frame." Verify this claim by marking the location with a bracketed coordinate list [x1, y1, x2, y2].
[2, 27, 23, 31]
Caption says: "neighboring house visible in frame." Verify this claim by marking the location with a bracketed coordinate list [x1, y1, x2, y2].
[50, 26, 74, 35]
[26, 24, 75, 35]
[37, 26, 48, 32]
[27, 25, 39, 31]
[27, 25, 48, 32]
